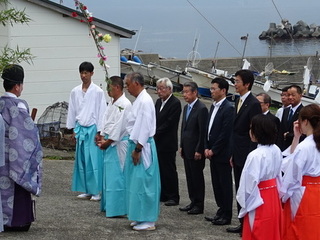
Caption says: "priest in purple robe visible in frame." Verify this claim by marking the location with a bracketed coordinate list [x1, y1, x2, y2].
[0, 64, 43, 231]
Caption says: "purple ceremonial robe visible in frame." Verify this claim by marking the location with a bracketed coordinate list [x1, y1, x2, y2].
[0, 96, 43, 227]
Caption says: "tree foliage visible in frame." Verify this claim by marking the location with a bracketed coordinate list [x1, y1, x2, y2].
[0, 0, 34, 73]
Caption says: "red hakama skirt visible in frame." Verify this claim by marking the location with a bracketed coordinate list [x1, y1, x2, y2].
[282, 176, 320, 240]
[242, 178, 282, 240]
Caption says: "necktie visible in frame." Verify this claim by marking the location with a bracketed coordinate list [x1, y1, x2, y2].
[237, 98, 243, 113]
[186, 105, 192, 120]
[208, 104, 218, 139]
[287, 108, 294, 122]
[160, 101, 165, 111]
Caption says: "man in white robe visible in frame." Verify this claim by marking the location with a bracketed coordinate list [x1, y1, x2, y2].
[97, 76, 131, 217]
[124, 72, 160, 231]
[66, 62, 107, 201]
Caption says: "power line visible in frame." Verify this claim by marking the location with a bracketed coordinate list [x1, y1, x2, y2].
[186, 0, 242, 56]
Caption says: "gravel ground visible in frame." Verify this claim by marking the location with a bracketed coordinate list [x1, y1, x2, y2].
[1, 89, 242, 240]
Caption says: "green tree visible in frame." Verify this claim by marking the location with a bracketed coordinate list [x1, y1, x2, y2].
[0, 0, 34, 73]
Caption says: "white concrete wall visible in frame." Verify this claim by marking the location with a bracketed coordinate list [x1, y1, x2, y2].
[1, 0, 121, 120]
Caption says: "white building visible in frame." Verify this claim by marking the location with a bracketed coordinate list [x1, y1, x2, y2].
[0, 0, 135, 120]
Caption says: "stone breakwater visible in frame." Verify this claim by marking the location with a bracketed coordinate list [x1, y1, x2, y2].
[259, 20, 320, 40]
[133, 53, 317, 85]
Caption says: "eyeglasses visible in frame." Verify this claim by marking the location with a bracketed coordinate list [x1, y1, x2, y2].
[156, 86, 168, 91]
[210, 87, 220, 92]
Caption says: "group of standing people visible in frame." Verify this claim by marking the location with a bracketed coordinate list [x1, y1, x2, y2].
[66, 63, 160, 231]
[62, 62, 320, 238]
[0, 60, 319, 239]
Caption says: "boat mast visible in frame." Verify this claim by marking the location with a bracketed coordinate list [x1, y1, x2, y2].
[213, 41, 220, 70]
[241, 33, 249, 68]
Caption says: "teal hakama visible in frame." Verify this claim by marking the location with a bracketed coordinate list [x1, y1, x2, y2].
[125, 138, 161, 222]
[101, 135, 128, 217]
[71, 123, 103, 195]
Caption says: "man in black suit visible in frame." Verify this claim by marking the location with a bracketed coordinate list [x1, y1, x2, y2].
[256, 92, 280, 144]
[278, 84, 303, 151]
[179, 81, 208, 215]
[226, 70, 262, 234]
[204, 78, 234, 225]
[154, 78, 181, 206]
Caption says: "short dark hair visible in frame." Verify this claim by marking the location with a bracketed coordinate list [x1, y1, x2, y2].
[211, 77, 229, 93]
[235, 69, 254, 90]
[251, 114, 277, 145]
[3, 82, 20, 92]
[281, 86, 290, 92]
[109, 76, 124, 90]
[256, 92, 271, 105]
[79, 62, 94, 72]
[183, 81, 198, 92]
[289, 84, 302, 94]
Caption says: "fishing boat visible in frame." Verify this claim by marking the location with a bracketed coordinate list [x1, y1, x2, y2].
[122, 57, 192, 91]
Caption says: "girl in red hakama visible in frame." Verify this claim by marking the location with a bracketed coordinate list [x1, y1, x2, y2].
[236, 114, 282, 240]
[281, 104, 320, 240]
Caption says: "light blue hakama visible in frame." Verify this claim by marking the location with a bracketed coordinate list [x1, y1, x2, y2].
[125, 138, 161, 222]
[71, 123, 103, 195]
[101, 135, 128, 217]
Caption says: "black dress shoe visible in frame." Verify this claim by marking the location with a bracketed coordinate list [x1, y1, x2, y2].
[212, 218, 231, 225]
[187, 206, 203, 215]
[179, 204, 193, 212]
[164, 200, 179, 206]
[226, 224, 242, 233]
[205, 214, 221, 222]
[204, 216, 215, 222]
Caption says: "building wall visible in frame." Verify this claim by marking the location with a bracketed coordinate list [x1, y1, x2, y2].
[2, 0, 121, 120]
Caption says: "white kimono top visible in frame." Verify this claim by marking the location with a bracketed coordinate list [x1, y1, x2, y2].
[66, 82, 107, 132]
[237, 144, 283, 228]
[280, 135, 320, 218]
[126, 89, 156, 169]
[100, 93, 132, 170]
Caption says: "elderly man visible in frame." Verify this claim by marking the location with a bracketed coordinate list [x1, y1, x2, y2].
[97, 76, 132, 217]
[154, 77, 181, 206]
[0, 64, 43, 231]
[124, 72, 160, 231]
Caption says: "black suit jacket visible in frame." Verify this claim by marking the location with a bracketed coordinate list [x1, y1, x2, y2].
[278, 103, 303, 150]
[154, 94, 182, 152]
[205, 99, 234, 163]
[266, 111, 280, 132]
[233, 93, 262, 167]
[180, 99, 208, 159]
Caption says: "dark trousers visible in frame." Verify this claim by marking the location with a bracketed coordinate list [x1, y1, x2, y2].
[210, 161, 233, 220]
[183, 157, 205, 210]
[158, 151, 180, 203]
[233, 163, 244, 224]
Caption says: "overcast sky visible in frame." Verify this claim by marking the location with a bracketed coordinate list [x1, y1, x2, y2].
[52, 0, 320, 58]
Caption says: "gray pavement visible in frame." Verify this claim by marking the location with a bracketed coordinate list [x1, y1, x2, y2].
[1, 89, 241, 239]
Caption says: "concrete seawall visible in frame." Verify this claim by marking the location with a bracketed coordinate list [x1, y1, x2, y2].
[132, 53, 318, 84]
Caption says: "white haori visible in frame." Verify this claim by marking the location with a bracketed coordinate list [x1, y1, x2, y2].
[280, 135, 320, 219]
[66, 82, 107, 131]
[101, 93, 132, 170]
[101, 93, 131, 145]
[126, 89, 156, 169]
[236, 144, 282, 229]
